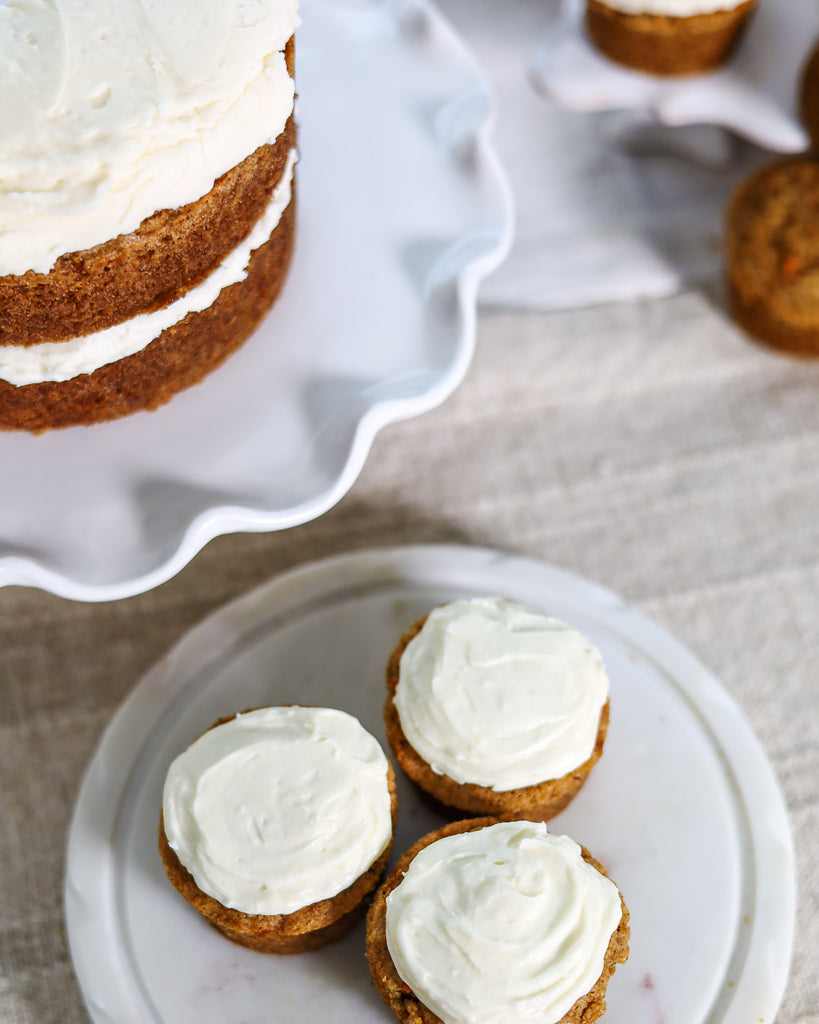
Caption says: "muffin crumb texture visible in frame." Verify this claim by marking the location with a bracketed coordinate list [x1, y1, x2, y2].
[726, 159, 819, 357]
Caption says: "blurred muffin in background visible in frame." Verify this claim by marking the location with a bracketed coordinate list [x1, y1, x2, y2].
[586, 0, 759, 75]
[725, 159, 819, 358]
[800, 41, 819, 151]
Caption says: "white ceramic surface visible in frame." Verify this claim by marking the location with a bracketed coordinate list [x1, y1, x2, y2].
[0, 1, 512, 601]
[65, 545, 794, 1024]
[532, 0, 816, 153]
[436, 0, 777, 310]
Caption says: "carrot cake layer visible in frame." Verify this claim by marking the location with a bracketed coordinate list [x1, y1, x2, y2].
[0, 0, 300, 430]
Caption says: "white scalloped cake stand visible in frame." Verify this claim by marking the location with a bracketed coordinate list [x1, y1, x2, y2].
[66, 545, 794, 1024]
[533, 0, 816, 153]
[0, 0, 512, 601]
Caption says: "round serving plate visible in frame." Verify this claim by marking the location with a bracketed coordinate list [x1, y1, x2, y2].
[0, 1, 512, 601]
[533, 0, 815, 154]
[65, 544, 794, 1024]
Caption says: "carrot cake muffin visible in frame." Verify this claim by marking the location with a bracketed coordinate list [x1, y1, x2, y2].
[586, 0, 758, 75]
[367, 818, 630, 1024]
[0, 0, 299, 431]
[385, 597, 610, 820]
[800, 42, 819, 151]
[159, 706, 397, 954]
[725, 159, 819, 357]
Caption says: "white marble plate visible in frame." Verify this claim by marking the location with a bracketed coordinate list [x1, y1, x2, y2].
[65, 545, 794, 1024]
[0, 1, 512, 601]
[532, 0, 817, 153]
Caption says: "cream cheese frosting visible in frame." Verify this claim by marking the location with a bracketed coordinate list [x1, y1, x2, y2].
[0, 0, 299, 278]
[385, 821, 622, 1024]
[597, 0, 747, 15]
[0, 149, 296, 386]
[162, 706, 392, 917]
[394, 597, 609, 790]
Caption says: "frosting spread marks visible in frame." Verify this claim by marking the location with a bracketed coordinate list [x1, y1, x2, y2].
[0, 0, 299, 276]
[162, 706, 392, 916]
[386, 821, 622, 1024]
[394, 597, 608, 790]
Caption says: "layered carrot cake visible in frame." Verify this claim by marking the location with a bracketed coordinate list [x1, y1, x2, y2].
[367, 818, 630, 1024]
[160, 706, 397, 954]
[385, 597, 610, 820]
[0, 0, 299, 431]
[586, 0, 758, 75]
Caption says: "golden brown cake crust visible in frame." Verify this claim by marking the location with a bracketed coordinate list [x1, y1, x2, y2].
[0, 38, 295, 347]
[725, 159, 819, 357]
[800, 43, 819, 152]
[585, 0, 758, 75]
[0, 192, 295, 431]
[366, 817, 630, 1024]
[158, 720, 398, 956]
[384, 615, 609, 820]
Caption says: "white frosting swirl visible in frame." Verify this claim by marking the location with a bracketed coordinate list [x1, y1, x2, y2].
[596, 0, 748, 16]
[386, 821, 622, 1024]
[0, 0, 299, 277]
[0, 150, 296, 386]
[394, 598, 608, 790]
[162, 706, 392, 916]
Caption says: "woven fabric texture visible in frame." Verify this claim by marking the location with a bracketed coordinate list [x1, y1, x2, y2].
[0, 294, 817, 1022]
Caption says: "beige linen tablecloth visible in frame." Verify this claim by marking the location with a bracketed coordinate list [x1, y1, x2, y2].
[2, 1, 818, 1021]
[1, 293, 817, 1023]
